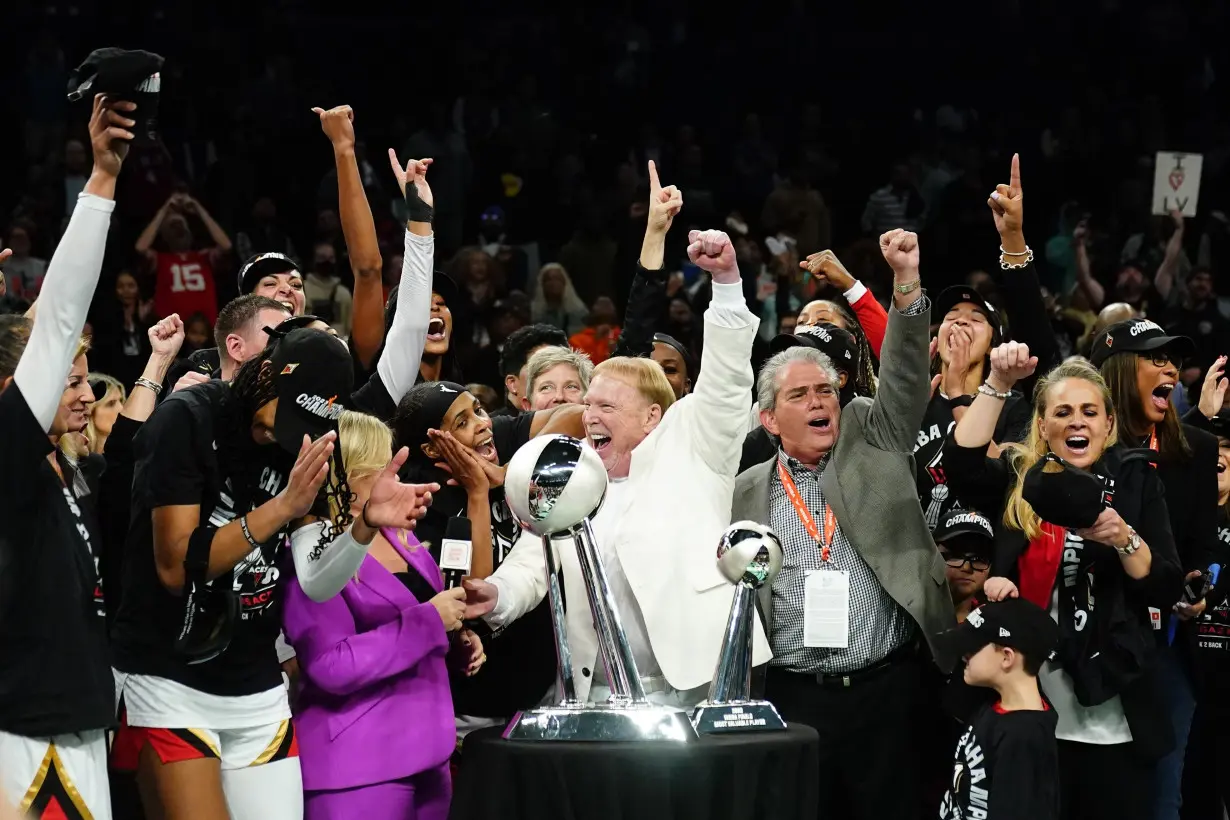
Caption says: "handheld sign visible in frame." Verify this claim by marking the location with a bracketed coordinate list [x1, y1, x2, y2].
[1152, 152, 1203, 217]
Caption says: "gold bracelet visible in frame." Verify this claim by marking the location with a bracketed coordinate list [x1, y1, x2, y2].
[894, 278, 921, 294]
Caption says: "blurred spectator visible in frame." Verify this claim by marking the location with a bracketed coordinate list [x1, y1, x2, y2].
[234, 196, 298, 263]
[530, 263, 587, 336]
[89, 270, 155, 389]
[558, 205, 618, 306]
[303, 241, 353, 336]
[1, 221, 47, 308]
[569, 295, 621, 364]
[861, 161, 925, 235]
[761, 163, 831, 256]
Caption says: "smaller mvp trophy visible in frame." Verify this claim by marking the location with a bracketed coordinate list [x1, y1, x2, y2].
[502, 434, 696, 742]
[691, 521, 787, 734]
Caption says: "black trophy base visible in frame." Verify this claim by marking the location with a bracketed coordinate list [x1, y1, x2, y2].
[503, 703, 697, 742]
[690, 700, 787, 734]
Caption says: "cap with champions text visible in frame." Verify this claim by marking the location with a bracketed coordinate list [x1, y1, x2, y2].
[933, 508, 995, 544]
[268, 328, 353, 452]
[769, 322, 860, 372]
[1089, 318, 1195, 368]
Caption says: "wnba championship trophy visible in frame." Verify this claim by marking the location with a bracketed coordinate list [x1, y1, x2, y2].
[691, 522, 787, 733]
[501, 434, 696, 742]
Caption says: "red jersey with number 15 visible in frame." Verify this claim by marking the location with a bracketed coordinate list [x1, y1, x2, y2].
[153, 250, 218, 324]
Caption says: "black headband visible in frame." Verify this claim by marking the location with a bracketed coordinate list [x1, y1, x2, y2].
[406, 381, 469, 455]
[652, 332, 697, 379]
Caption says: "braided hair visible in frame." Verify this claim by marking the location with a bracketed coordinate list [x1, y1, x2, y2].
[225, 341, 354, 561]
[820, 300, 878, 398]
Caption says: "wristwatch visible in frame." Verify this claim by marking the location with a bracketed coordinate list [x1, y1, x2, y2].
[1116, 527, 1141, 556]
[894, 278, 921, 294]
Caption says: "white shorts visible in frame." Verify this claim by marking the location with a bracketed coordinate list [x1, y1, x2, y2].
[0, 729, 110, 820]
[112, 671, 295, 771]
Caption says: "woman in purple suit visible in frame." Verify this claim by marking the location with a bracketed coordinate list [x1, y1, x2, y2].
[283, 411, 485, 820]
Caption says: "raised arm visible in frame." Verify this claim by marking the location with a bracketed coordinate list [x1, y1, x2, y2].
[860, 230, 930, 451]
[613, 160, 682, 358]
[134, 197, 172, 269]
[1153, 210, 1185, 301]
[375, 152, 435, 401]
[313, 106, 384, 369]
[990, 154, 1059, 394]
[17, 96, 132, 430]
[682, 229, 759, 476]
[121, 315, 186, 425]
[953, 342, 1038, 449]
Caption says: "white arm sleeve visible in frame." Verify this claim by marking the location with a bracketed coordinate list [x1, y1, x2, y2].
[375, 230, 433, 401]
[484, 530, 550, 628]
[289, 521, 371, 602]
[14, 193, 115, 430]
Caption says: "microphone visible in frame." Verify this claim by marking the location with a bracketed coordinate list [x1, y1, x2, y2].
[440, 518, 473, 589]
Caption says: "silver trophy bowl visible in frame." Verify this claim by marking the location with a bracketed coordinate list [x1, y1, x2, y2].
[691, 521, 787, 733]
[502, 434, 696, 742]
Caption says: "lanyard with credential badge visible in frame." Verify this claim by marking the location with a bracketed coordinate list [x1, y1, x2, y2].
[777, 460, 836, 563]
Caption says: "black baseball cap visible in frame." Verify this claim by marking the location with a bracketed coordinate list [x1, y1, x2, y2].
[1021, 452, 1111, 529]
[238, 252, 303, 295]
[936, 598, 1059, 665]
[934, 286, 1005, 342]
[1089, 318, 1195, 368]
[934, 508, 995, 544]
[770, 322, 859, 373]
[267, 328, 353, 453]
[67, 48, 164, 144]
[430, 270, 460, 308]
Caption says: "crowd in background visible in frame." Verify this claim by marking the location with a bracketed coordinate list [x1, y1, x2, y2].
[5, 3, 1230, 820]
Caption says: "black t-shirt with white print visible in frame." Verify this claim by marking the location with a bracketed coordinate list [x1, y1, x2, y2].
[916, 391, 1031, 531]
[1191, 520, 1230, 712]
[939, 701, 1059, 820]
[112, 380, 294, 697]
[0, 385, 114, 736]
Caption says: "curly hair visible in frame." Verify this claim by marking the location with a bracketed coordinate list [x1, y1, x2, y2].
[226, 340, 353, 561]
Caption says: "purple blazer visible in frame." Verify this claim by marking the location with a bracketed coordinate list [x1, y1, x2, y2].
[282, 527, 455, 792]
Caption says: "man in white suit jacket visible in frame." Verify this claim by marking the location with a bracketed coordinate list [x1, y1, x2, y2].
[465, 227, 770, 708]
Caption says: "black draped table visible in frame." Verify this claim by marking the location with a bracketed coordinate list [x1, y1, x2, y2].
[449, 723, 819, 820]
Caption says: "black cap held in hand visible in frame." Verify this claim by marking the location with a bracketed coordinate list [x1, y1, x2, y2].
[1021, 452, 1112, 529]
[68, 48, 165, 143]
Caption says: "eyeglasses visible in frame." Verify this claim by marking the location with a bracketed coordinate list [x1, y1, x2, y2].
[941, 554, 991, 572]
[1139, 351, 1179, 368]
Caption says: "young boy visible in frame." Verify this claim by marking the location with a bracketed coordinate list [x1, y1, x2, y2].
[936, 598, 1061, 820]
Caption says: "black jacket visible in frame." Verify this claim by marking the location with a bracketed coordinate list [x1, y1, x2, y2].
[944, 437, 1183, 759]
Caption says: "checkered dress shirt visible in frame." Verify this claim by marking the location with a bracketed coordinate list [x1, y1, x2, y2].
[768, 449, 915, 674]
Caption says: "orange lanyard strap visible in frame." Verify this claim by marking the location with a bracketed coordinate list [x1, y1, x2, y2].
[777, 460, 837, 562]
[1148, 428, 1158, 452]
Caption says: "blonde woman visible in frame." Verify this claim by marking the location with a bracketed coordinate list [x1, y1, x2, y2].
[84, 372, 125, 453]
[282, 411, 484, 820]
[942, 344, 1181, 820]
[530, 263, 588, 336]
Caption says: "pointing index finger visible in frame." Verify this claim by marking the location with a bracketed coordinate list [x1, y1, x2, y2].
[647, 160, 661, 192]
[1009, 153, 1021, 194]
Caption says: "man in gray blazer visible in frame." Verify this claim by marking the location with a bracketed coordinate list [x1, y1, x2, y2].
[731, 229, 954, 820]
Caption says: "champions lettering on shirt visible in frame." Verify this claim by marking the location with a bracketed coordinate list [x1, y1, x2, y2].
[296, 392, 345, 421]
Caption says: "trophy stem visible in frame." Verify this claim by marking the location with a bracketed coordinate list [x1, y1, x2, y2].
[570, 519, 647, 702]
[707, 582, 755, 704]
[541, 534, 579, 705]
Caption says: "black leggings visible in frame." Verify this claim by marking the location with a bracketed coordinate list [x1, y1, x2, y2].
[1180, 706, 1230, 820]
[1059, 740, 1156, 820]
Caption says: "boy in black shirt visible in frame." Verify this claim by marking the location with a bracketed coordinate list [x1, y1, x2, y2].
[936, 598, 1061, 820]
